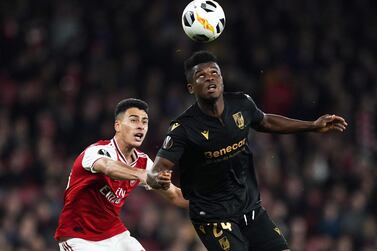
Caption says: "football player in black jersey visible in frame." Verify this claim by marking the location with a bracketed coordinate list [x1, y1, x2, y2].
[147, 51, 347, 251]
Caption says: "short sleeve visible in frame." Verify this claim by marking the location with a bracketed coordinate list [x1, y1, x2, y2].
[244, 94, 264, 126]
[82, 145, 117, 173]
[157, 122, 188, 164]
[145, 156, 154, 173]
[140, 156, 154, 190]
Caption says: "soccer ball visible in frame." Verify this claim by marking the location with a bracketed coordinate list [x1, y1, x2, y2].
[182, 0, 226, 42]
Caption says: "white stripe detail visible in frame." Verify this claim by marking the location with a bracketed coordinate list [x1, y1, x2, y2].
[112, 138, 128, 164]
[63, 242, 73, 251]
[112, 138, 150, 167]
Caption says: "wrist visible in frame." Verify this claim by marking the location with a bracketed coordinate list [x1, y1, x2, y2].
[137, 169, 147, 184]
[311, 120, 322, 132]
[146, 172, 161, 189]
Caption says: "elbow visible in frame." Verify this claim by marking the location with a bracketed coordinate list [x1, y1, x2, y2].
[105, 167, 117, 178]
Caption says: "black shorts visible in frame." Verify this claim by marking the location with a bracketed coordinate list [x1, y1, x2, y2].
[192, 207, 288, 251]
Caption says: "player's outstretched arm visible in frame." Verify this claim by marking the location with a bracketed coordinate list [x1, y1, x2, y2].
[254, 114, 348, 134]
[150, 169, 188, 208]
[156, 184, 189, 208]
[147, 156, 175, 190]
[93, 157, 147, 183]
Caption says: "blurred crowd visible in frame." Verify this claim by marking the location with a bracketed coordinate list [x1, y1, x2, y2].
[0, 0, 377, 250]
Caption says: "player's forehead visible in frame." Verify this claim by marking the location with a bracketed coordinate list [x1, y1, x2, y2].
[123, 107, 148, 119]
[193, 62, 220, 74]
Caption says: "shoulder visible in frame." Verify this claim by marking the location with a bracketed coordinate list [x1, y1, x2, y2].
[174, 104, 197, 122]
[80, 139, 117, 172]
[86, 140, 114, 152]
[90, 139, 112, 147]
[83, 139, 116, 159]
[167, 104, 197, 131]
[224, 92, 256, 106]
[224, 91, 245, 99]
[224, 91, 252, 100]
[166, 120, 187, 138]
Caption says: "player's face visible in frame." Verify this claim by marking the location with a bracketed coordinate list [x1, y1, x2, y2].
[188, 62, 224, 100]
[115, 107, 148, 147]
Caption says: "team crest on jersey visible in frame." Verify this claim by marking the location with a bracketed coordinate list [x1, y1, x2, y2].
[218, 236, 230, 251]
[232, 112, 245, 129]
[162, 136, 173, 149]
[130, 180, 137, 186]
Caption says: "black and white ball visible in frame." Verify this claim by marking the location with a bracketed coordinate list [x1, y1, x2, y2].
[182, 0, 225, 42]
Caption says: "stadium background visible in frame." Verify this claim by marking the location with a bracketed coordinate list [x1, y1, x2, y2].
[0, 0, 377, 250]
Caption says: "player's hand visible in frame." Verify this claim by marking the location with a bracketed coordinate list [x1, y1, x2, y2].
[147, 170, 172, 190]
[314, 114, 348, 133]
[156, 170, 172, 190]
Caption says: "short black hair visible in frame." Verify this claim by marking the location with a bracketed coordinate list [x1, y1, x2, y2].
[184, 50, 218, 83]
[114, 98, 148, 119]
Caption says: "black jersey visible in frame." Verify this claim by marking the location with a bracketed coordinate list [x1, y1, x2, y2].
[157, 92, 265, 222]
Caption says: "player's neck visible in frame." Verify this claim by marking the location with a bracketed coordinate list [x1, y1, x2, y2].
[197, 96, 224, 118]
[113, 136, 136, 163]
[121, 146, 135, 163]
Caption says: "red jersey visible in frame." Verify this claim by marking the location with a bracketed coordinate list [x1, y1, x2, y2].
[55, 138, 153, 241]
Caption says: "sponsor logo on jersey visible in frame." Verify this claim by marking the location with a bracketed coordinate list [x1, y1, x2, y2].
[204, 138, 246, 159]
[201, 130, 209, 140]
[99, 185, 127, 205]
[232, 112, 245, 129]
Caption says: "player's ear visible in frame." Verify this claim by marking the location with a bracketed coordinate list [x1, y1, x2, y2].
[187, 83, 194, 94]
[114, 119, 121, 132]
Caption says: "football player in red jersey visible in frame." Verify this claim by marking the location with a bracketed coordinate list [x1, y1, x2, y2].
[55, 98, 187, 251]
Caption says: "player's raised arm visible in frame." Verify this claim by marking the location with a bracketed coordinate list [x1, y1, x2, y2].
[254, 113, 348, 134]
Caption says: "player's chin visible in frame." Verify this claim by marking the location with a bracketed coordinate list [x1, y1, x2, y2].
[130, 140, 143, 147]
[206, 92, 221, 100]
